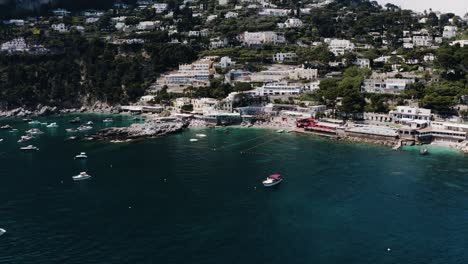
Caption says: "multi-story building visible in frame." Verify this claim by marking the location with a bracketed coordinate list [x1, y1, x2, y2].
[389, 106, 432, 125]
[288, 67, 318, 80]
[362, 78, 415, 94]
[240, 31, 285, 46]
[158, 59, 214, 87]
[258, 8, 289, 17]
[324, 38, 355, 56]
[277, 18, 303, 29]
[272, 52, 297, 62]
[152, 3, 168, 13]
[413, 34, 433, 47]
[443, 26, 457, 39]
[1, 38, 28, 53]
[255, 82, 304, 96]
[51, 23, 68, 32]
[450, 39, 468, 47]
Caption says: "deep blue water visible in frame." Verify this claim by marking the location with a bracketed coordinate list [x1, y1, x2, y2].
[1, 115, 468, 264]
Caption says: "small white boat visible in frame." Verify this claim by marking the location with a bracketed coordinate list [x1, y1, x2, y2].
[73, 172, 91, 181]
[0, 228, 5, 236]
[195, 134, 207, 138]
[190, 138, 198, 142]
[77, 125, 92, 131]
[69, 117, 81, 124]
[17, 135, 33, 143]
[75, 152, 88, 159]
[9, 129, 18, 133]
[86, 121, 94, 125]
[103, 118, 114, 123]
[0, 125, 12, 130]
[26, 128, 44, 135]
[276, 129, 285, 133]
[28, 120, 41, 125]
[46, 122, 58, 128]
[20, 145, 39, 151]
[66, 128, 77, 133]
[0, 139, 3, 142]
[263, 174, 283, 187]
[40, 122, 47, 126]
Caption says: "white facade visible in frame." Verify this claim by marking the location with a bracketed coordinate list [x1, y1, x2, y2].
[443, 26, 457, 39]
[258, 8, 289, 17]
[225, 12, 238, 18]
[158, 59, 214, 87]
[218, 0, 228, 5]
[219, 56, 235, 68]
[272, 52, 297, 62]
[1, 38, 28, 53]
[390, 106, 432, 124]
[413, 35, 433, 47]
[277, 18, 303, 28]
[137, 21, 159, 31]
[255, 82, 304, 96]
[362, 78, 415, 94]
[241, 31, 285, 45]
[51, 23, 68, 32]
[324, 39, 355, 56]
[450, 39, 468, 47]
[152, 3, 168, 13]
[288, 67, 318, 81]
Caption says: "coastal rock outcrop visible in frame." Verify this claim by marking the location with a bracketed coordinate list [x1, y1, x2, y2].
[90, 118, 189, 141]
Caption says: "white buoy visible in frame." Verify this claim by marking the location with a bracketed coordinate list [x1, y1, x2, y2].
[387, 248, 391, 252]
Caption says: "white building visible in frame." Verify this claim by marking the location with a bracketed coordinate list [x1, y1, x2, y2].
[272, 52, 297, 62]
[1, 38, 28, 53]
[137, 21, 159, 31]
[277, 18, 303, 28]
[362, 78, 415, 94]
[258, 8, 289, 17]
[288, 67, 318, 81]
[218, 0, 228, 5]
[241, 31, 285, 45]
[450, 39, 468, 47]
[442, 26, 457, 39]
[210, 37, 228, 49]
[219, 56, 235, 68]
[152, 3, 168, 13]
[324, 38, 355, 56]
[225, 12, 238, 19]
[52, 9, 71, 16]
[255, 82, 304, 96]
[413, 35, 433, 47]
[389, 106, 432, 124]
[158, 59, 214, 87]
[51, 23, 68, 33]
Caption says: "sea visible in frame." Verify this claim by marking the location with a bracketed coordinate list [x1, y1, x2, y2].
[0, 114, 468, 264]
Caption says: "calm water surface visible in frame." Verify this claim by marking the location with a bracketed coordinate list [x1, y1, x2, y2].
[0, 115, 467, 264]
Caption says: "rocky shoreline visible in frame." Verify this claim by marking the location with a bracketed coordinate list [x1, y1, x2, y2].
[0, 102, 120, 118]
[89, 118, 189, 141]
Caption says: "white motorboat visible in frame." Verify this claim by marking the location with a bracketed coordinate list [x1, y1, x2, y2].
[86, 121, 94, 125]
[190, 138, 198, 142]
[0, 228, 5, 236]
[195, 134, 207, 138]
[0, 125, 12, 130]
[0, 139, 3, 142]
[73, 172, 91, 181]
[75, 152, 88, 159]
[276, 129, 285, 133]
[77, 125, 92, 131]
[262, 174, 283, 187]
[17, 135, 33, 143]
[20, 145, 39, 151]
[103, 118, 114, 123]
[46, 122, 58, 128]
[28, 120, 41, 125]
[26, 128, 44, 135]
[66, 128, 77, 133]
[9, 129, 18, 133]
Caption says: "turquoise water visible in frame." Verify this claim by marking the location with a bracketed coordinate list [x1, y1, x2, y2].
[1, 115, 468, 263]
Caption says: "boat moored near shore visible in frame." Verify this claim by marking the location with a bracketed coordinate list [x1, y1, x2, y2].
[263, 174, 283, 187]
[20, 145, 39, 151]
[75, 152, 88, 159]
